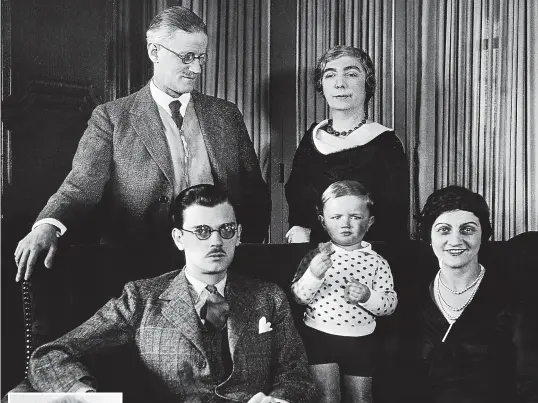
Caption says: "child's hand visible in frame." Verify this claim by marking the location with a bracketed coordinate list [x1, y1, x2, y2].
[309, 252, 332, 279]
[344, 279, 371, 304]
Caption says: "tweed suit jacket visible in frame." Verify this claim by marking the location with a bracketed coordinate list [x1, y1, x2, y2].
[36, 83, 271, 244]
[28, 270, 317, 403]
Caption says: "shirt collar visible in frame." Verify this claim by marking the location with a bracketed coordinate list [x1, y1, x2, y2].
[331, 241, 372, 253]
[184, 269, 227, 297]
[149, 79, 191, 116]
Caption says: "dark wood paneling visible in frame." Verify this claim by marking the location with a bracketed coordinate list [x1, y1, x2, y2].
[2, 0, 108, 250]
[2, 0, 107, 394]
[10, 0, 107, 100]
[1, 80, 98, 394]
[2, 80, 97, 236]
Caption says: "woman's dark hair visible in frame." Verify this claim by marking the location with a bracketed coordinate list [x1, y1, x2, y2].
[314, 45, 376, 108]
[417, 185, 493, 243]
[171, 184, 236, 229]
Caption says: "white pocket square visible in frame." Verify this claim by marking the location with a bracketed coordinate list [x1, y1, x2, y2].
[258, 316, 273, 334]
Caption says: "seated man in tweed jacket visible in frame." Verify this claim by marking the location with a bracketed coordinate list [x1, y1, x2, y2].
[27, 185, 317, 403]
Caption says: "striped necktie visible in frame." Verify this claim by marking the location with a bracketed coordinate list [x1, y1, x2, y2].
[201, 285, 229, 331]
[168, 99, 190, 187]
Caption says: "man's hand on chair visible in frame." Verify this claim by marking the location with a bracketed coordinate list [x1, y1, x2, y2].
[14, 224, 58, 282]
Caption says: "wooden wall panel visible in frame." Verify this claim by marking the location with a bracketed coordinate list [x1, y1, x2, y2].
[1, 0, 107, 393]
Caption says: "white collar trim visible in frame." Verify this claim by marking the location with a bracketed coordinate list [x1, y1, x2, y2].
[330, 241, 373, 253]
[312, 120, 392, 154]
[150, 79, 191, 117]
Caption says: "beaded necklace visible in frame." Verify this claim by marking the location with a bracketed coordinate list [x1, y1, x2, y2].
[325, 118, 367, 137]
[439, 267, 484, 295]
[435, 266, 485, 321]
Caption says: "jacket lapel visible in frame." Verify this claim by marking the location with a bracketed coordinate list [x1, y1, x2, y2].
[130, 83, 174, 186]
[225, 273, 257, 358]
[159, 270, 206, 357]
[159, 271, 258, 372]
[191, 91, 228, 185]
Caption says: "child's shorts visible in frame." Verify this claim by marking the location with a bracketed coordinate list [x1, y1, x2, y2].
[301, 324, 378, 377]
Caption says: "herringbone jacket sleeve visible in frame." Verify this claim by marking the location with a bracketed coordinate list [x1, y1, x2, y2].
[36, 104, 114, 229]
[28, 281, 141, 392]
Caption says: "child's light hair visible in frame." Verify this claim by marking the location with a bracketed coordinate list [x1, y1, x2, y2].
[318, 180, 375, 216]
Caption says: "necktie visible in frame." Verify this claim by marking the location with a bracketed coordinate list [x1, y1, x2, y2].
[169, 100, 183, 130]
[201, 285, 229, 331]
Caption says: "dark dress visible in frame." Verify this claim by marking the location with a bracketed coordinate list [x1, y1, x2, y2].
[414, 268, 521, 403]
[285, 123, 409, 243]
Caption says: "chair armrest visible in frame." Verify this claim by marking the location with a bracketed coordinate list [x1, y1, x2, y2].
[22, 281, 34, 376]
[4, 282, 39, 403]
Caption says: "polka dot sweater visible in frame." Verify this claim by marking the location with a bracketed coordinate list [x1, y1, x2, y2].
[291, 241, 398, 337]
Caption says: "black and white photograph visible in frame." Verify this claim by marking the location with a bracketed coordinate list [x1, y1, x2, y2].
[2, 1, 537, 402]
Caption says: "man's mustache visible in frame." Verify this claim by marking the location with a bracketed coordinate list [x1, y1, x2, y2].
[207, 247, 226, 257]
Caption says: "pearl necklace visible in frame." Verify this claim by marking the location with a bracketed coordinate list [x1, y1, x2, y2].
[435, 267, 485, 320]
[439, 265, 484, 294]
[325, 118, 367, 137]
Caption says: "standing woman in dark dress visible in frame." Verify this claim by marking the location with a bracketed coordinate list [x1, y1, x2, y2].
[285, 45, 409, 244]
[413, 185, 532, 403]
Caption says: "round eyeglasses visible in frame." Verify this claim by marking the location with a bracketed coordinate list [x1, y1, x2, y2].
[182, 224, 237, 240]
[156, 44, 208, 66]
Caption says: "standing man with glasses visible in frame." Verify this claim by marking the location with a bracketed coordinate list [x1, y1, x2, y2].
[27, 185, 317, 403]
[14, 6, 271, 281]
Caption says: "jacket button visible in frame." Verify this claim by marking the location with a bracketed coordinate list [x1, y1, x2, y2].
[158, 195, 169, 203]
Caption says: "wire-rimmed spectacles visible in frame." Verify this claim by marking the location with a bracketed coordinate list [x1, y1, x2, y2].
[182, 223, 237, 240]
[156, 43, 208, 66]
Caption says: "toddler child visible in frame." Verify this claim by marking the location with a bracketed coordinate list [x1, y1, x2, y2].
[291, 180, 397, 403]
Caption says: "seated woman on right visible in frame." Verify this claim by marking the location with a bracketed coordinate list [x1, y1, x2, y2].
[414, 185, 526, 403]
